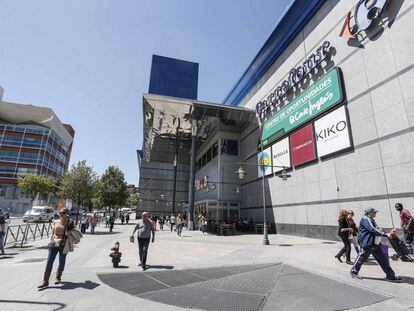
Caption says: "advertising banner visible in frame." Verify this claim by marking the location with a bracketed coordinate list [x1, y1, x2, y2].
[314, 105, 351, 157]
[257, 147, 272, 178]
[290, 124, 316, 166]
[271, 137, 291, 172]
[262, 68, 343, 146]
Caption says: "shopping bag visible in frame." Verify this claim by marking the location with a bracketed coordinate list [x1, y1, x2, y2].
[129, 235, 134, 243]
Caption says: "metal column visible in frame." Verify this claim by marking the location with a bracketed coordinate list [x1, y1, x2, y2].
[187, 120, 197, 230]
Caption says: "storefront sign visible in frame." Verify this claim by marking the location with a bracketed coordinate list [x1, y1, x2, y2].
[258, 147, 272, 177]
[262, 68, 343, 146]
[255, 41, 332, 119]
[290, 124, 316, 166]
[340, 0, 389, 38]
[195, 176, 216, 192]
[271, 137, 291, 172]
[314, 105, 351, 158]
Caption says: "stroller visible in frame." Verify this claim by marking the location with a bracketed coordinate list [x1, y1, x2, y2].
[388, 230, 413, 262]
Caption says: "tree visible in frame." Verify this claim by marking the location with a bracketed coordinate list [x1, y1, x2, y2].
[126, 192, 138, 208]
[60, 160, 97, 224]
[98, 166, 128, 213]
[18, 173, 56, 208]
[91, 195, 104, 210]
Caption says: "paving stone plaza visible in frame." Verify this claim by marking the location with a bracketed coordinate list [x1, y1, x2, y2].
[1, 220, 413, 311]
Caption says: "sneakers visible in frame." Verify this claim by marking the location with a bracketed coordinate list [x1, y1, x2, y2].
[346, 260, 353, 265]
[335, 255, 343, 263]
[350, 272, 362, 280]
[138, 262, 142, 266]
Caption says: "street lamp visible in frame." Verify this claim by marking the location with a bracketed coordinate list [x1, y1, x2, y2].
[235, 162, 291, 245]
[160, 192, 165, 200]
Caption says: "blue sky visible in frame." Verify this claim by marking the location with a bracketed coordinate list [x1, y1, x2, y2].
[0, 0, 291, 184]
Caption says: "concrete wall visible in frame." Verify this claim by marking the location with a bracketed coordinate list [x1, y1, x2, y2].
[239, 0, 413, 239]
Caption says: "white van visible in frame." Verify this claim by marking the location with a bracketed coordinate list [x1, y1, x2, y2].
[23, 206, 55, 223]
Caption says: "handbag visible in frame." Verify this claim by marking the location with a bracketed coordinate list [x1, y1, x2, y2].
[129, 235, 134, 243]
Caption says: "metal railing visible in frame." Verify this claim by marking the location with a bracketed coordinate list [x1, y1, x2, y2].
[3, 222, 52, 248]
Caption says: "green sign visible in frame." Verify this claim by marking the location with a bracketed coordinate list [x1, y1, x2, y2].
[262, 68, 343, 146]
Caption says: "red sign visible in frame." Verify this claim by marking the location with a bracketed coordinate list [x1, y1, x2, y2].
[290, 124, 316, 166]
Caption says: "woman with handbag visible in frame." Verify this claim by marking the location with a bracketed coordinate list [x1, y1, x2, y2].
[38, 208, 74, 289]
[335, 209, 353, 265]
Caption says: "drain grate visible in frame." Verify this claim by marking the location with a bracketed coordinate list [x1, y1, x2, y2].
[98, 263, 389, 311]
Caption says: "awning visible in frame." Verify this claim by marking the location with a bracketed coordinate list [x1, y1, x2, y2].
[142, 94, 256, 163]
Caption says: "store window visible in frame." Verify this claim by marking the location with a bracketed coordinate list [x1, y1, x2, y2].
[221, 139, 238, 156]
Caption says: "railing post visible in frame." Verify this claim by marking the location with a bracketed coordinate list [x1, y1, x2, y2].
[20, 223, 29, 248]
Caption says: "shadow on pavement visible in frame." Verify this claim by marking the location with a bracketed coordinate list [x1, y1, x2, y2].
[115, 265, 129, 269]
[146, 265, 174, 270]
[0, 256, 14, 260]
[0, 300, 65, 311]
[362, 276, 414, 285]
[92, 231, 120, 235]
[47, 280, 100, 290]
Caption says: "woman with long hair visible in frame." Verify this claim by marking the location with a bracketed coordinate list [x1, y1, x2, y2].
[335, 209, 353, 265]
[38, 208, 74, 288]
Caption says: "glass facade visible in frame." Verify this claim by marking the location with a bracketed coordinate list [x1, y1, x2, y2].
[0, 123, 71, 180]
[149, 55, 199, 100]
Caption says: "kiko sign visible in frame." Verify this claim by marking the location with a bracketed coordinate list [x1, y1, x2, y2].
[314, 105, 351, 157]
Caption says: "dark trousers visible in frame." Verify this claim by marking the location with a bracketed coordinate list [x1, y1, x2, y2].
[81, 224, 87, 234]
[138, 237, 150, 266]
[160, 223, 163, 231]
[0, 232, 5, 253]
[170, 223, 175, 232]
[176, 224, 182, 236]
[45, 246, 67, 273]
[109, 222, 114, 232]
[336, 235, 351, 262]
[351, 245, 396, 279]
[404, 231, 414, 254]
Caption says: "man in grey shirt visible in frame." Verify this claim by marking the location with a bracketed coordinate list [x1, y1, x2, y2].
[132, 212, 155, 270]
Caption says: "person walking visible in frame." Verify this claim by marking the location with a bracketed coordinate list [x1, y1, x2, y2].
[170, 214, 176, 232]
[125, 213, 130, 224]
[132, 212, 155, 271]
[395, 203, 414, 254]
[348, 210, 360, 254]
[200, 215, 207, 234]
[350, 207, 401, 281]
[109, 213, 115, 233]
[80, 212, 88, 234]
[159, 216, 164, 231]
[38, 208, 75, 288]
[121, 214, 125, 225]
[89, 213, 98, 235]
[0, 209, 11, 255]
[335, 209, 353, 265]
[176, 213, 183, 237]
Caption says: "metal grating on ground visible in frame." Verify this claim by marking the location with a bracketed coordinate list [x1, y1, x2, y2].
[97, 263, 389, 311]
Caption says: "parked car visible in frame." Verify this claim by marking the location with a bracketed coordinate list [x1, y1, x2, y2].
[23, 206, 55, 222]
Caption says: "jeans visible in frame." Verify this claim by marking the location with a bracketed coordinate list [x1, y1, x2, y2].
[351, 244, 396, 279]
[336, 235, 351, 262]
[404, 230, 414, 254]
[138, 237, 150, 266]
[45, 246, 67, 273]
[81, 224, 87, 234]
[349, 236, 360, 254]
[202, 224, 206, 234]
[90, 224, 96, 234]
[110, 222, 114, 232]
[0, 232, 5, 254]
[176, 224, 182, 236]
[170, 223, 175, 232]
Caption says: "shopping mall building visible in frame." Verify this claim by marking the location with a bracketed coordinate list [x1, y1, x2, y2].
[0, 87, 75, 214]
[138, 0, 412, 239]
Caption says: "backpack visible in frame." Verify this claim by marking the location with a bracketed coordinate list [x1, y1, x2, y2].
[0, 214, 5, 225]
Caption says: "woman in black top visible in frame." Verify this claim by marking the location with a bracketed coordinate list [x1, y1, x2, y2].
[335, 209, 353, 264]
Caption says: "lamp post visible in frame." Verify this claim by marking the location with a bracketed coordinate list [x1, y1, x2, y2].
[235, 163, 291, 245]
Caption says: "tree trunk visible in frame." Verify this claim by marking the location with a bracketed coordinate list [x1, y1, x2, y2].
[76, 194, 81, 225]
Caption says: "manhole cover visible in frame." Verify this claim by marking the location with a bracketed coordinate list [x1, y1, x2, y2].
[321, 242, 336, 244]
[18, 258, 45, 263]
[278, 244, 293, 246]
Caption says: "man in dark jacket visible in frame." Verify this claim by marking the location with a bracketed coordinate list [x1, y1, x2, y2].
[350, 207, 401, 281]
[395, 203, 414, 254]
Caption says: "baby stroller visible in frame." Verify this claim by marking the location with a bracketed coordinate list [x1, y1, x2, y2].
[388, 230, 413, 262]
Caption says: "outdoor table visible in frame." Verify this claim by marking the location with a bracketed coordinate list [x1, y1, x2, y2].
[255, 223, 268, 234]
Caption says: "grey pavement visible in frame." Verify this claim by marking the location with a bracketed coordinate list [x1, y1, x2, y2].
[0, 219, 413, 311]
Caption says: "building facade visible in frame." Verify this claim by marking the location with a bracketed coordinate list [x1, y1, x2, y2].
[223, 0, 413, 239]
[0, 94, 74, 214]
[140, 0, 412, 239]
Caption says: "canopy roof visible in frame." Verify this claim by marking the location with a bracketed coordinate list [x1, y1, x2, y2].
[142, 94, 255, 163]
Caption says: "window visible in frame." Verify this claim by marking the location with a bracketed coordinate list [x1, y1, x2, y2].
[221, 139, 238, 156]
[212, 141, 218, 158]
[206, 147, 212, 163]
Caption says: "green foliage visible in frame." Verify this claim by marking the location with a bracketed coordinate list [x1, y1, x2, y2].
[126, 192, 138, 207]
[91, 195, 104, 210]
[60, 160, 97, 207]
[18, 173, 56, 203]
[97, 166, 128, 210]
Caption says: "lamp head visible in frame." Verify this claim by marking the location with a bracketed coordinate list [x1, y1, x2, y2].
[235, 165, 246, 180]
